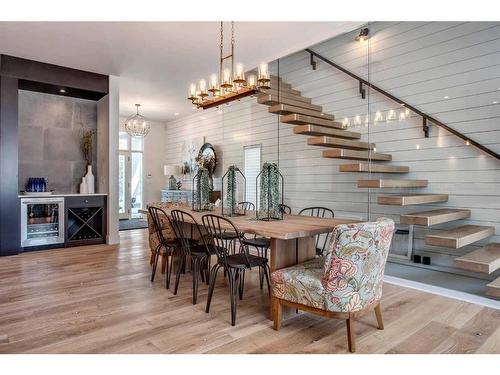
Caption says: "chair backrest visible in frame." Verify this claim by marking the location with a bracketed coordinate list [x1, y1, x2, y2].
[298, 206, 334, 218]
[298, 206, 334, 255]
[170, 209, 208, 254]
[278, 203, 291, 215]
[237, 201, 255, 213]
[202, 214, 251, 266]
[148, 206, 175, 248]
[322, 218, 395, 312]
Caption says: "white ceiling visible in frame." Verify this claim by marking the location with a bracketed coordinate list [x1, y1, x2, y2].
[0, 22, 363, 121]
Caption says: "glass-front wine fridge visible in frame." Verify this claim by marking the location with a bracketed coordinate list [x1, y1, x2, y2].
[20, 197, 65, 247]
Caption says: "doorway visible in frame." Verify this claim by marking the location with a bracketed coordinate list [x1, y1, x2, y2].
[119, 132, 144, 219]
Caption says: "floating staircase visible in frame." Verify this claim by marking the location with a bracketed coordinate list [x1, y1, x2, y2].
[256, 76, 500, 299]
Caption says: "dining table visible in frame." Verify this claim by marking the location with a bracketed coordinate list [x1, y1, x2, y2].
[140, 203, 359, 320]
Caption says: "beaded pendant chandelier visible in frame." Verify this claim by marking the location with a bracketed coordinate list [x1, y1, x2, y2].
[124, 104, 150, 138]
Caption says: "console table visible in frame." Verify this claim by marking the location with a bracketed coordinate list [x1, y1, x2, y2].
[161, 190, 192, 204]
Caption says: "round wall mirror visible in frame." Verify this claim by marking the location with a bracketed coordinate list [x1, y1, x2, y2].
[197, 143, 217, 175]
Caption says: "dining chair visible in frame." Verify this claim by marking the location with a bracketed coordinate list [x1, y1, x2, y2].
[148, 206, 179, 287]
[217, 201, 255, 252]
[299, 206, 335, 256]
[278, 203, 292, 215]
[271, 218, 395, 353]
[202, 214, 271, 326]
[170, 209, 216, 304]
[237, 201, 271, 290]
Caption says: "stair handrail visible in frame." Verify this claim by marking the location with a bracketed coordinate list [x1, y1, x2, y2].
[305, 48, 500, 161]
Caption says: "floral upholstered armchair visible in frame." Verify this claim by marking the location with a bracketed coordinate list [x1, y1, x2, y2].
[271, 218, 395, 353]
[146, 202, 176, 274]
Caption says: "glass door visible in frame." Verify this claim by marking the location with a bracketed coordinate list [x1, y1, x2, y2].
[119, 131, 144, 219]
[21, 198, 65, 247]
[118, 151, 130, 219]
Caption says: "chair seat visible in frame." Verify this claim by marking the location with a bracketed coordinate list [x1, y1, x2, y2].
[271, 257, 335, 311]
[215, 231, 241, 240]
[226, 253, 267, 269]
[242, 237, 271, 248]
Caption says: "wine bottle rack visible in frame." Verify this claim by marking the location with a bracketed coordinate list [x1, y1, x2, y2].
[65, 195, 107, 247]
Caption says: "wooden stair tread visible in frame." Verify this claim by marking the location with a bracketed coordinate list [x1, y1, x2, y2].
[257, 90, 310, 103]
[377, 194, 448, 206]
[400, 209, 471, 226]
[339, 163, 409, 173]
[258, 95, 322, 111]
[270, 104, 335, 120]
[308, 136, 374, 150]
[260, 86, 302, 96]
[293, 125, 361, 139]
[357, 179, 428, 188]
[486, 276, 500, 298]
[281, 113, 340, 127]
[454, 243, 500, 274]
[426, 225, 495, 249]
[323, 149, 392, 161]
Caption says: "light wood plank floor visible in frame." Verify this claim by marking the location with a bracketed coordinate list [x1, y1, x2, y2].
[0, 229, 499, 354]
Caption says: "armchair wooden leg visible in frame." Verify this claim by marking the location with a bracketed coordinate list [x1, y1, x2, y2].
[346, 314, 356, 353]
[374, 304, 384, 330]
[272, 297, 282, 331]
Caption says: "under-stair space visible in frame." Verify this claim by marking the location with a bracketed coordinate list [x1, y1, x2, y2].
[256, 75, 500, 299]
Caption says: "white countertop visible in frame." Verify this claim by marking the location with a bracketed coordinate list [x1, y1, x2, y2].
[18, 193, 108, 198]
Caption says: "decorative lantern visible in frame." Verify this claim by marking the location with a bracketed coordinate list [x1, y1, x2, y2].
[256, 162, 284, 221]
[222, 165, 246, 217]
[192, 167, 213, 212]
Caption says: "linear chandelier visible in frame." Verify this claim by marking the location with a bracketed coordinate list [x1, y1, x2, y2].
[188, 22, 271, 110]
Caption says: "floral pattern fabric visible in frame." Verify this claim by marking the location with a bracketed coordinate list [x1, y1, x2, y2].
[271, 218, 395, 313]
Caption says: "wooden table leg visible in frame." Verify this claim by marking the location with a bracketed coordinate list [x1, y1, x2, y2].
[270, 236, 315, 321]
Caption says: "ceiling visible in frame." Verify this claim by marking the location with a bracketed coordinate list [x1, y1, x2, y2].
[0, 22, 363, 122]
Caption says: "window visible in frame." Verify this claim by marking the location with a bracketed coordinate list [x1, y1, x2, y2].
[244, 145, 261, 205]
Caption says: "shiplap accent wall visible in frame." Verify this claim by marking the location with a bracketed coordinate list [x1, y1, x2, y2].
[165, 22, 500, 279]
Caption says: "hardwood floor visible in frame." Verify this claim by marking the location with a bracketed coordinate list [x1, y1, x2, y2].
[0, 229, 499, 354]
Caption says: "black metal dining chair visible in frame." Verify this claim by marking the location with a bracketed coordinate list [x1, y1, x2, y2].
[148, 206, 179, 287]
[298, 206, 335, 256]
[170, 209, 216, 305]
[279, 203, 292, 215]
[237, 201, 271, 290]
[202, 214, 271, 326]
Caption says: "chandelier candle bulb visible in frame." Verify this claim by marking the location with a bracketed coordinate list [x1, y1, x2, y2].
[208, 74, 219, 93]
[221, 68, 233, 88]
[198, 79, 208, 97]
[248, 74, 257, 89]
[188, 83, 197, 100]
[258, 63, 269, 81]
[234, 63, 246, 84]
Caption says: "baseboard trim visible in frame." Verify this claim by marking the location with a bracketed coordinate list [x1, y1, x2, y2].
[384, 275, 500, 310]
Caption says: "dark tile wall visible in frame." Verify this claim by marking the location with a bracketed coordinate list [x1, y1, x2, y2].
[18, 90, 97, 193]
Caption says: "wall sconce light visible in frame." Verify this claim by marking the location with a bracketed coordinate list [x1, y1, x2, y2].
[355, 28, 369, 42]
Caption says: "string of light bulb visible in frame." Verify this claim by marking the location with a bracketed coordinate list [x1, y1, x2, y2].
[342, 107, 411, 128]
[188, 22, 271, 110]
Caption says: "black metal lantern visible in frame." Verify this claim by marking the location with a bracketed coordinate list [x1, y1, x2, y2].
[256, 162, 284, 221]
[221, 165, 246, 217]
[191, 167, 213, 212]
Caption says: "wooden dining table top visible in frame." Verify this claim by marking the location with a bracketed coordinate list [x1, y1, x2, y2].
[140, 204, 359, 240]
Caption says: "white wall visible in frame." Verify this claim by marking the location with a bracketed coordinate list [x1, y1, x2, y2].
[164, 22, 500, 279]
[143, 121, 167, 203]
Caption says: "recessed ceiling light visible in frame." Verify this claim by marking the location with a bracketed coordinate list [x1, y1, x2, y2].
[174, 112, 179, 116]
[59, 88, 66, 94]
[443, 96, 449, 99]
[493, 101, 498, 104]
